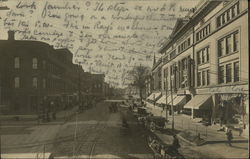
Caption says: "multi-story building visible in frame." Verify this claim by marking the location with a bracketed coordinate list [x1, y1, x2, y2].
[0, 31, 110, 114]
[154, 0, 248, 133]
[91, 74, 105, 100]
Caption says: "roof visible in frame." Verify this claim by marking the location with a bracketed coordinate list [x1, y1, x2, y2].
[159, 1, 221, 54]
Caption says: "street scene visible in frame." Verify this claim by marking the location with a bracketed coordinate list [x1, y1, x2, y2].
[0, 0, 249, 159]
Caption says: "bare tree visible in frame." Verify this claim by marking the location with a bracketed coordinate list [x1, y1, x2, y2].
[129, 65, 150, 103]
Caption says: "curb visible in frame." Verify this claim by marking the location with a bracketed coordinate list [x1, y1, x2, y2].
[176, 134, 198, 146]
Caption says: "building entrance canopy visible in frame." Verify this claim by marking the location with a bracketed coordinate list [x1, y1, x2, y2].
[184, 95, 212, 110]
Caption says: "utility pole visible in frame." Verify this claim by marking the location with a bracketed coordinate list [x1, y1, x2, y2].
[78, 64, 81, 109]
[170, 78, 174, 131]
[165, 74, 168, 123]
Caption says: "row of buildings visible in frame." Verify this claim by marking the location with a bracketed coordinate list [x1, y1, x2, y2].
[145, 0, 248, 133]
[0, 31, 113, 114]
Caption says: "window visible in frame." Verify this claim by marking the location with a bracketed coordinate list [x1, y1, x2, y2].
[197, 72, 201, 86]
[218, 39, 224, 57]
[43, 60, 46, 69]
[206, 47, 209, 62]
[14, 57, 20, 69]
[14, 77, 20, 88]
[226, 64, 232, 83]
[32, 77, 38, 88]
[32, 58, 38, 69]
[43, 78, 46, 88]
[226, 36, 232, 54]
[170, 50, 176, 59]
[207, 70, 210, 85]
[201, 50, 205, 63]
[202, 71, 206, 85]
[234, 62, 239, 82]
[196, 24, 211, 41]
[197, 46, 209, 65]
[217, 2, 240, 28]
[219, 66, 224, 84]
[233, 32, 239, 52]
[197, 52, 201, 65]
[218, 31, 239, 57]
[187, 38, 191, 46]
[217, 17, 221, 27]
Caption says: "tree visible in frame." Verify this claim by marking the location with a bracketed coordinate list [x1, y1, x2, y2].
[129, 65, 150, 102]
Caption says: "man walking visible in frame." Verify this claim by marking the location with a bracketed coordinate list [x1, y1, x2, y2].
[226, 129, 233, 146]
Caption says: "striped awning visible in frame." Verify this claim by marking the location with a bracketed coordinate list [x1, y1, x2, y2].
[184, 95, 212, 110]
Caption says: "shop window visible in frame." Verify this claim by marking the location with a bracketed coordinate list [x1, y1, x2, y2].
[14, 77, 20, 88]
[32, 57, 38, 69]
[32, 77, 38, 88]
[234, 62, 239, 82]
[219, 66, 224, 84]
[14, 57, 20, 69]
[226, 64, 232, 83]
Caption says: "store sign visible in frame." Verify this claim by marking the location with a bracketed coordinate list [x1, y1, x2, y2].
[197, 85, 248, 94]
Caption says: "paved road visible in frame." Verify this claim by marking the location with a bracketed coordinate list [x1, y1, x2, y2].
[51, 102, 153, 159]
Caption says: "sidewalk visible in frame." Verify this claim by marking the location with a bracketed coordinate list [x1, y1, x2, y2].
[166, 114, 248, 145]
[0, 106, 78, 126]
[141, 105, 249, 158]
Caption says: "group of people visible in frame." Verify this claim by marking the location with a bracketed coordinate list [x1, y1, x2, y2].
[78, 98, 96, 112]
[148, 135, 182, 159]
[37, 97, 58, 123]
[109, 102, 118, 113]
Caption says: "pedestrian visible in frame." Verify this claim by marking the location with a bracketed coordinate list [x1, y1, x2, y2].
[226, 129, 233, 146]
[172, 135, 181, 150]
[239, 128, 243, 136]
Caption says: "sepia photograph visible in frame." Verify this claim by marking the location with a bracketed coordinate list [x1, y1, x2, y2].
[0, 0, 249, 158]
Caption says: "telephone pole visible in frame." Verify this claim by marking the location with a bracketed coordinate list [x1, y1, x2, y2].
[165, 75, 168, 123]
[170, 79, 174, 131]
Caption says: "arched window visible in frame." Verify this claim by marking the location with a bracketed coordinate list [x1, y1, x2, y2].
[32, 58, 38, 69]
[14, 77, 20, 88]
[32, 77, 38, 88]
[14, 57, 20, 69]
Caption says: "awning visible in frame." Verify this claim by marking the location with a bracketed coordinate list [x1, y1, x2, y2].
[167, 94, 177, 105]
[172, 95, 186, 106]
[156, 95, 166, 104]
[184, 95, 212, 110]
[147, 92, 161, 101]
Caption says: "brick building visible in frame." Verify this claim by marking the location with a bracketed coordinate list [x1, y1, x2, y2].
[0, 31, 87, 114]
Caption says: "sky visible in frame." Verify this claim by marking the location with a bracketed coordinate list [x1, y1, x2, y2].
[0, 0, 201, 88]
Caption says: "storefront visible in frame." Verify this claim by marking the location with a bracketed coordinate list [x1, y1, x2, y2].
[195, 84, 249, 132]
[184, 95, 213, 122]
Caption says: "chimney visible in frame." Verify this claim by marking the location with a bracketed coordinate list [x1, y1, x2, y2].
[8, 30, 15, 41]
